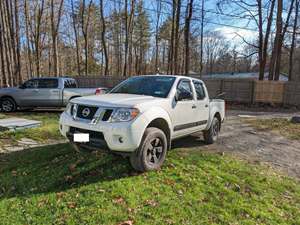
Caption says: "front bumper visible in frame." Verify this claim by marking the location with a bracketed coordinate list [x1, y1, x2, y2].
[59, 112, 147, 152]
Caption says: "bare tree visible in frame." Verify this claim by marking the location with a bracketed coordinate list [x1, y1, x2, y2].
[289, 0, 299, 81]
[50, 0, 64, 77]
[184, 0, 193, 75]
[269, 0, 294, 80]
[81, 0, 93, 76]
[100, 0, 109, 76]
[173, 0, 181, 74]
[71, 0, 81, 76]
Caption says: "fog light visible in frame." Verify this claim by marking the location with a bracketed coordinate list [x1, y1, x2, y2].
[119, 137, 124, 143]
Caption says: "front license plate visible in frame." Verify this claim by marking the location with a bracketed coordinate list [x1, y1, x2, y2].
[74, 133, 90, 143]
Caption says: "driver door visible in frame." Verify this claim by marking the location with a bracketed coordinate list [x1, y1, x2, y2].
[18, 79, 39, 107]
[171, 79, 199, 138]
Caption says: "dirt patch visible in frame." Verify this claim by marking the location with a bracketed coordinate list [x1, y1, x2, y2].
[173, 110, 300, 179]
[217, 115, 300, 179]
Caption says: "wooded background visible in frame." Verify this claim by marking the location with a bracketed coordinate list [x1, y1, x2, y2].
[0, 0, 299, 87]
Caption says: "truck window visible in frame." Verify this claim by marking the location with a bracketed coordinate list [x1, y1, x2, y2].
[23, 79, 38, 89]
[38, 79, 59, 88]
[177, 80, 194, 101]
[64, 79, 77, 88]
[193, 81, 206, 100]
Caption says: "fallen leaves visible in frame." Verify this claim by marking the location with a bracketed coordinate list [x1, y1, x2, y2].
[68, 164, 77, 172]
[113, 197, 125, 205]
[67, 201, 77, 209]
[144, 199, 158, 207]
[117, 220, 133, 225]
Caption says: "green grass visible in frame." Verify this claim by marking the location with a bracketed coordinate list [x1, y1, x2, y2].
[0, 112, 63, 144]
[245, 118, 300, 140]
[0, 144, 299, 225]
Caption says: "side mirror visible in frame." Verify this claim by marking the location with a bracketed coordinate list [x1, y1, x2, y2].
[19, 84, 25, 89]
[175, 91, 192, 101]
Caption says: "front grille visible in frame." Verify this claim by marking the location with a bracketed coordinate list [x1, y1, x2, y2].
[76, 105, 98, 120]
[69, 127, 104, 140]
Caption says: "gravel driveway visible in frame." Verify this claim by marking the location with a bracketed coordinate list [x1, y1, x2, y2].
[174, 110, 300, 179]
[215, 110, 300, 179]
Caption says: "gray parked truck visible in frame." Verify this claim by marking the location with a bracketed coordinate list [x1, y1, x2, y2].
[0, 77, 107, 112]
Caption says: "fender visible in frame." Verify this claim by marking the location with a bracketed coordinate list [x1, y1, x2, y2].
[132, 106, 173, 147]
[205, 105, 223, 130]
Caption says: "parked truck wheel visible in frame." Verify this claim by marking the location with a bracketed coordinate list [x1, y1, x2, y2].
[203, 117, 220, 144]
[130, 127, 167, 172]
[1, 97, 17, 112]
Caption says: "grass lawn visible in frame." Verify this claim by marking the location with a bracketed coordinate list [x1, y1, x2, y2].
[0, 144, 299, 225]
[245, 118, 300, 140]
[0, 112, 63, 145]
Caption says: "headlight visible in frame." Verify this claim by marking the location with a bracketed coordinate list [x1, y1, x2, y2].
[65, 103, 72, 115]
[66, 103, 77, 117]
[110, 108, 139, 122]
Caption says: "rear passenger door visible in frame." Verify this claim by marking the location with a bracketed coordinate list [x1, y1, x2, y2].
[35, 79, 61, 107]
[192, 80, 209, 130]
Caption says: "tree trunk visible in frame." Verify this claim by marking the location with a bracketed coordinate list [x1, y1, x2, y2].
[100, 0, 109, 76]
[173, 0, 181, 74]
[274, 0, 294, 80]
[289, 0, 299, 81]
[184, 0, 193, 75]
[168, 0, 176, 74]
[71, 0, 81, 76]
[200, 0, 204, 77]
[260, 0, 275, 80]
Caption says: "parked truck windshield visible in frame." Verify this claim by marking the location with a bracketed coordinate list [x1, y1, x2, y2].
[110, 76, 176, 98]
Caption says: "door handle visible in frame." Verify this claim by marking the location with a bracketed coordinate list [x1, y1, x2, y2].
[205, 104, 208, 108]
[192, 105, 197, 109]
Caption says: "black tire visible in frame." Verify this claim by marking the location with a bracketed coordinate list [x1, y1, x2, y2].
[1, 97, 17, 112]
[130, 127, 167, 172]
[203, 117, 221, 144]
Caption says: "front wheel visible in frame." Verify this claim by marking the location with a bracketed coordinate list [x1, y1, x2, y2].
[203, 117, 221, 144]
[1, 97, 17, 112]
[130, 127, 167, 172]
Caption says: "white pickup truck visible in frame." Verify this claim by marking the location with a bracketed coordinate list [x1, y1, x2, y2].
[59, 75, 225, 172]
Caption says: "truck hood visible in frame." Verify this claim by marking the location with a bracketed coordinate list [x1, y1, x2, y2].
[71, 93, 167, 109]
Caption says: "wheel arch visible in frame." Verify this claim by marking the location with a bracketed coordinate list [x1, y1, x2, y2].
[206, 110, 222, 130]
[146, 118, 172, 150]
[0, 95, 18, 105]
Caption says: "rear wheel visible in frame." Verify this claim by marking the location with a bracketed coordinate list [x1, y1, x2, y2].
[1, 97, 17, 112]
[203, 117, 220, 144]
[130, 127, 167, 172]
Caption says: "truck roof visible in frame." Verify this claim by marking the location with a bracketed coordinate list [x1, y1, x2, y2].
[133, 74, 203, 82]
[27, 77, 75, 80]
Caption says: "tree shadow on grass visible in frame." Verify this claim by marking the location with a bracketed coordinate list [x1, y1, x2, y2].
[0, 143, 134, 199]
[0, 134, 208, 199]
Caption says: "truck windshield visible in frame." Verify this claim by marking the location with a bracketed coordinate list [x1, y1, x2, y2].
[110, 76, 176, 98]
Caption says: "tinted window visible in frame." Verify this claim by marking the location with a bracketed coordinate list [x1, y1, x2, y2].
[23, 80, 38, 89]
[193, 81, 206, 100]
[110, 76, 176, 98]
[177, 80, 194, 101]
[64, 79, 77, 88]
[38, 79, 58, 88]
